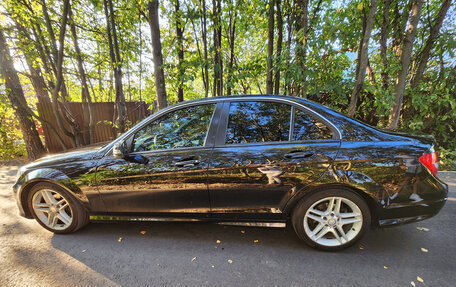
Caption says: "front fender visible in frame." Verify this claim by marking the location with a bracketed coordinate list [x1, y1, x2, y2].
[15, 168, 95, 218]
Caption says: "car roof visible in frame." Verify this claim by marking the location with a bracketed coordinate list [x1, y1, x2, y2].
[169, 94, 305, 106]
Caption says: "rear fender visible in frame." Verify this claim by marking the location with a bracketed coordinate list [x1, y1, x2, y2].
[281, 169, 383, 222]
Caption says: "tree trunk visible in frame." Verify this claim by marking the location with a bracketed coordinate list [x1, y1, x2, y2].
[387, 0, 423, 129]
[366, 59, 376, 85]
[380, 0, 391, 90]
[226, 1, 237, 95]
[189, 4, 206, 96]
[201, 0, 209, 97]
[410, 0, 451, 89]
[0, 27, 46, 161]
[31, 24, 56, 92]
[97, 42, 103, 100]
[284, 0, 294, 95]
[148, 0, 168, 110]
[348, 0, 378, 117]
[391, 0, 412, 59]
[49, 0, 82, 147]
[104, 0, 127, 132]
[41, 0, 58, 70]
[14, 22, 50, 103]
[69, 5, 95, 144]
[296, 0, 308, 96]
[274, 0, 283, 95]
[212, 0, 223, 97]
[266, 0, 275, 94]
[41, 0, 71, 101]
[175, 0, 184, 102]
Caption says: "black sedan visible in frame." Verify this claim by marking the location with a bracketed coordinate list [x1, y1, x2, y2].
[13, 95, 448, 250]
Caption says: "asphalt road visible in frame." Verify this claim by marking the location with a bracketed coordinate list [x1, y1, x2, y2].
[1, 165, 455, 287]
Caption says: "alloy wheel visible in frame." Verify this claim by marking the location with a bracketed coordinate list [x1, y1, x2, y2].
[303, 196, 363, 247]
[32, 189, 73, 231]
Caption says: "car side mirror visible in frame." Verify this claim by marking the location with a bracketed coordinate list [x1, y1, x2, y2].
[113, 142, 127, 159]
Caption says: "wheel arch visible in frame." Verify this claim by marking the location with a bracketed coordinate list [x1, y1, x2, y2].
[18, 169, 90, 219]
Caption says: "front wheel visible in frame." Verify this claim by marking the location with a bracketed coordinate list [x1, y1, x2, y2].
[27, 183, 89, 234]
[292, 189, 371, 251]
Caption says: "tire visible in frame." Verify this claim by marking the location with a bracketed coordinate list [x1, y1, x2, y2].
[27, 182, 89, 234]
[292, 189, 371, 251]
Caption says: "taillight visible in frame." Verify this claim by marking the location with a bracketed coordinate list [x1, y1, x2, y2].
[419, 151, 439, 176]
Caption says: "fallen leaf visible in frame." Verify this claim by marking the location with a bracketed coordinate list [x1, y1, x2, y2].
[359, 245, 364, 250]
[157, 264, 160, 266]
[411, 281, 416, 287]
[82, 249, 86, 253]
[420, 248, 428, 253]
[383, 266, 388, 269]
[118, 237, 122, 242]
[140, 230, 147, 235]
[417, 276, 424, 283]
[241, 230, 245, 234]
[228, 259, 233, 264]
[211, 265, 215, 268]
[253, 239, 259, 243]
[417, 227, 429, 232]
[216, 240, 221, 244]
[191, 257, 197, 262]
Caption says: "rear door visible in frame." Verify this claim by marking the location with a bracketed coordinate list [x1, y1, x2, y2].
[207, 99, 341, 219]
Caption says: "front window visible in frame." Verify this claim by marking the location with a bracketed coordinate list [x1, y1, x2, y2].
[132, 104, 215, 152]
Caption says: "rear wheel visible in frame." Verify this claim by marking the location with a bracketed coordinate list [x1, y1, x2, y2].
[27, 183, 89, 233]
[292, 189, 370, 251]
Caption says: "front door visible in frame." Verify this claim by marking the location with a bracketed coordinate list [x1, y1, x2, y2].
[95, 103, 217, 214]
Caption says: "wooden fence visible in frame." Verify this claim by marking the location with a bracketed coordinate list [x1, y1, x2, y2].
[36, 101, 152, 153]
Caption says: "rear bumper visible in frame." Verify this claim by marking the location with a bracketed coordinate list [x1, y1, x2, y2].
[378, 198, 446, 227]
[377, 175, 448, 227]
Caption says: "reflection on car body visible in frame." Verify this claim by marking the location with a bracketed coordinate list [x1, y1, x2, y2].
[12, 95, 448, 250]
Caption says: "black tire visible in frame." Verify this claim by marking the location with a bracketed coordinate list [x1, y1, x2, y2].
[27, 182, 89, 234]
[292, 189, 371, 251]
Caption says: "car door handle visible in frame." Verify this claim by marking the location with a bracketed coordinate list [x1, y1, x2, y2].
[175, 159, 200, 167]
[284, 151, 314, 159]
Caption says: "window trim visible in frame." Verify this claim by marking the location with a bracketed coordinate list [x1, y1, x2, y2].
[104, 96, 342, 157]
[215, 99, 339, 147]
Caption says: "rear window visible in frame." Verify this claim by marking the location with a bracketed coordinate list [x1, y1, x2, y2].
[225, 101, 291, 144]
[293, 108, 332, 140]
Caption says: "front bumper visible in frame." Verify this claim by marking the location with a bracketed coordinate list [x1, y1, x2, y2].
[12, 182, 30, 218]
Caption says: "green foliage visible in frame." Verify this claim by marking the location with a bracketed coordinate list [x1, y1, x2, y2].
[0, 0, 455, 168]
[440, 149, 456, 171]
[0, 91, 26, 160]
